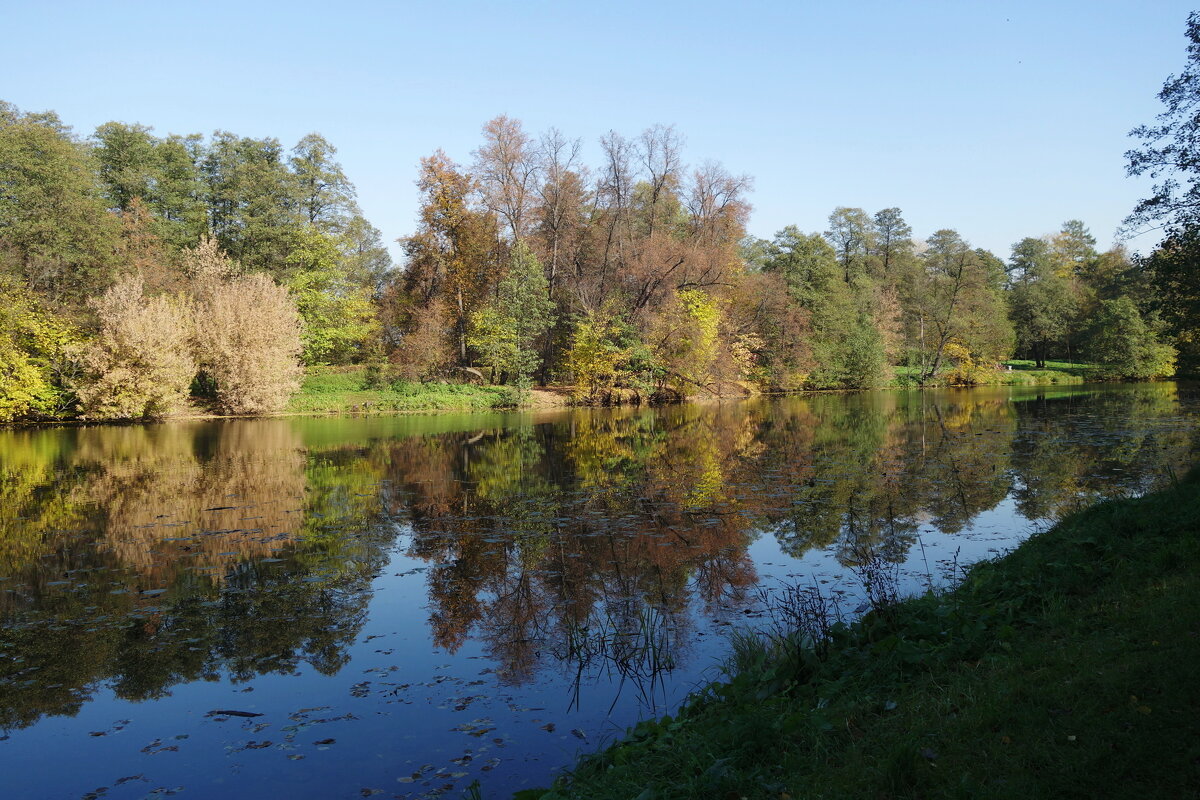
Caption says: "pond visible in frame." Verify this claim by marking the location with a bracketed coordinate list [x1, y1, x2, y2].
[1, 383, 1197, 799]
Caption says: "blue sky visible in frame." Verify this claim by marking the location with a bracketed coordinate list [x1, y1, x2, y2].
[3, 0, 1194, 259]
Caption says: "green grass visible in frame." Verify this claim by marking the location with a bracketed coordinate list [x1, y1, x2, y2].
[286, 367, 517, 413]
[888, 363, 1086, 388]
[524, 469, 1200, 799]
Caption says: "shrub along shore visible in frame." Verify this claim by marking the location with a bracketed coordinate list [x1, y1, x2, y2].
[284, 361, 1087, 417]
[515, 469, 1200, 799]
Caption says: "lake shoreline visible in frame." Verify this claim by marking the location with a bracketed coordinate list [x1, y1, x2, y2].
[526, 466, 1200, 798]
[0, 364, 1107, 430]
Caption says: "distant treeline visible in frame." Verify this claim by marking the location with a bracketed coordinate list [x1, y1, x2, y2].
[0, 103, 1180, 423]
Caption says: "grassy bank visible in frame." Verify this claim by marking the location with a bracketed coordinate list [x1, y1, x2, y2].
[889, 361, 1089, 388]
[284, 360, 1104, 417]
[523, 471, 1200, 799]
[286, 368, 517, 413]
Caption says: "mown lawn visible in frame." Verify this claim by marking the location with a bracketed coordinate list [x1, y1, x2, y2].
[523, 470, 1200, 799]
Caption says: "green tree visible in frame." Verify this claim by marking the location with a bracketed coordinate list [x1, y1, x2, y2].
[824, 206, 875, 283]
[1087, 297, 1176, 379]
[0, 106, 119, 302]
[870, 207, 915, 282]
[1007, 237, 1076, 367]
[92, 122, 159, 213]
[1125, 12, 1200, 235]
[92, 124, 207, 250]
[763, 226, 885, 388]
[202, 131, 300, 277]
[1125, 14, 1200, 373]
[467, 242, 555, 388]
[289, 133, 356, 232]
[912, 230, 1013, 381]
[283, 227, 378, 365]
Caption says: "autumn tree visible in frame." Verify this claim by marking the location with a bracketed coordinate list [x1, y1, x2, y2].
[75, 274, 195, 420]
[533, 128, 586, 295]
[401, 151, 499, 363]
[0, 276, 74, 422]
[474, 115, 538, 242]
[188, 240, 303, 414]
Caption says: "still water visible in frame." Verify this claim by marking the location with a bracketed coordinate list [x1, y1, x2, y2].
[1, 384, 1197, 799]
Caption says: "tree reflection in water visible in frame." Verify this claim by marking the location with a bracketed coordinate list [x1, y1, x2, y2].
[0, 383, 1196, 732]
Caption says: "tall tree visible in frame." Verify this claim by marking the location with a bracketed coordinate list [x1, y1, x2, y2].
[637, 124, 684, 240]
[467, 241, 555, 388]
[534, 128, 585, 294]
[474, 115, 538, 242]
[1125, 12, 1200, 235]
[289, 133, 356, 232]
[912, 229, 1013, 381]
[202, 132, 300, 276]
[401, 151, 498, 362]
[824, 206, 874, 283]
[870, 207, 914, 282]
[0, 108, 119, 302]
[1007, 238, 1075, 367]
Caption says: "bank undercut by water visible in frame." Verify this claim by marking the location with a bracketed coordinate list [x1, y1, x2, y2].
[519, 469, 1200, 799]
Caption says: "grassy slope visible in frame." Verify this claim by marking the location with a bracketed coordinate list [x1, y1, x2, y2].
[528, 473, 1200, 799]
[286, 368, 513, 413]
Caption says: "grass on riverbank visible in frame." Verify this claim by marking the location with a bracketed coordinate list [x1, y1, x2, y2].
[889, 362, 1088, 388]
[286, 368, 517, 413]
[524, 470, 1200, 799]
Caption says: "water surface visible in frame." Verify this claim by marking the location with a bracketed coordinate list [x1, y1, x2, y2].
[1, 384, 1197, 799]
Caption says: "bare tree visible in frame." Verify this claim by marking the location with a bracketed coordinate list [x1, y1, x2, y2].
[638, 124, 684, 238]
[473, 115, 539, 242]
[535, 127, 583, 293]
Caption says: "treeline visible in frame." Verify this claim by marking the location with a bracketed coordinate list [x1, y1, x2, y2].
[0, 102, 1179, 423]
[0, 99, 388, 422]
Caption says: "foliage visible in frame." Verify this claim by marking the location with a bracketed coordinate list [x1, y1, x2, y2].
[565, 308, 625, 402]
[389, 299, 454, 381]
[1086, 297, 1177, 380]
[287, 368, 511, 412]
[194, 271, 304, 414]
[74, 274, 195, 420]
[284, 226, 379, 365]
[911, 229, 1014, 382]
[0, 277, 74, 422]
[0, 106, 119, 300]
[1124, 12, 1200, 235]
[466, 241, 555, 389]
[650, 289, 721, 395]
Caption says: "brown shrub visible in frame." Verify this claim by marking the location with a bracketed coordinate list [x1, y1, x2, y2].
[390, 299, 453, 381]
[76, 274, 195, 420]
[196, 272, 303, 414]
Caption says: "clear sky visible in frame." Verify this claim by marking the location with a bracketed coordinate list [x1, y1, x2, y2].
[3, 0, 1195, 259]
